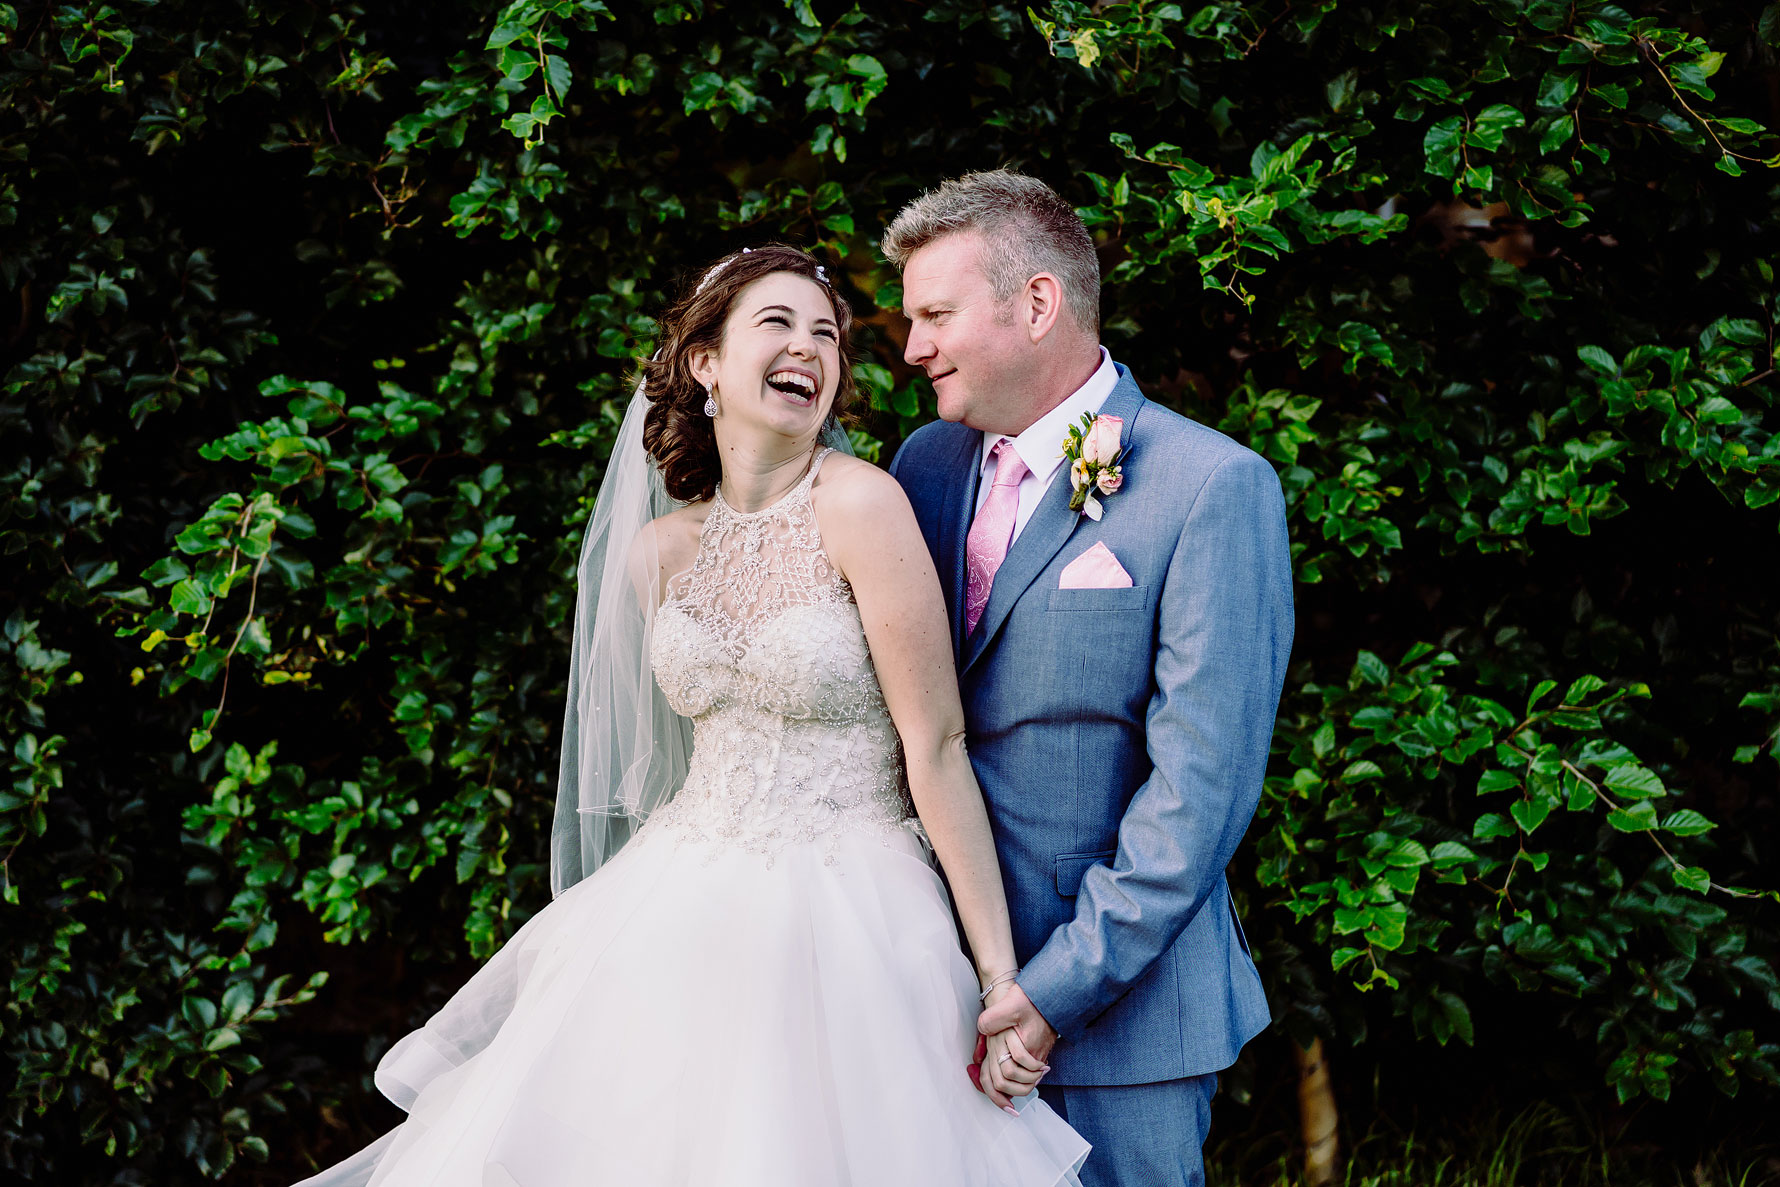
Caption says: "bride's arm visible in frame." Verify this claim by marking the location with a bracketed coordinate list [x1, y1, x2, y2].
[815, 463, 1018, 987]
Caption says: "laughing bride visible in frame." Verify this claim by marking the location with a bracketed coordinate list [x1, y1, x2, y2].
[290, 243, 1088, 1186]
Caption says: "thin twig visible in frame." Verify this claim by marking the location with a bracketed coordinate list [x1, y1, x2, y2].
[1559, 759, 1752, 898]
[209, 552, 270, 732]
[1635, 39, 1761, 164]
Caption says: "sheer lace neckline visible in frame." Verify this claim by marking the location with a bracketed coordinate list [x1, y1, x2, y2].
[711, 446, 832, 521]
[663, 446, 848, 659]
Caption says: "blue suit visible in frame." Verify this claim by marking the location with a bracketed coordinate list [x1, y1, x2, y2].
[890, 364, 1292, 1186]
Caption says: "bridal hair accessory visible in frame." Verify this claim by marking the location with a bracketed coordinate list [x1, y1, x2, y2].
[1061, 412, 1125, 522]
[695, 246, 832, 297]
[703, 384, 717, 417]
[694, 246, 753, 295]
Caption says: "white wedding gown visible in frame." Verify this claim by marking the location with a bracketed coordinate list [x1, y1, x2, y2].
[294, 451, 1088, 1186]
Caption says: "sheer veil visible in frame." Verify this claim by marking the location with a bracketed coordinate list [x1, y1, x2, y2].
[551, 376, 854, 897]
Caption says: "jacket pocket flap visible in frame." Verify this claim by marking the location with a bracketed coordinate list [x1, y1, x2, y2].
[1054, 849, 1116, 896]
[1047, 586, 1148, 613]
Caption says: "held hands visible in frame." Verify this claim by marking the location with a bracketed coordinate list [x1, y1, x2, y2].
[970, 982, 1056, 1114]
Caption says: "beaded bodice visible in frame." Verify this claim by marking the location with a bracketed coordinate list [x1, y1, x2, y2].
[647, 450, 913, 862]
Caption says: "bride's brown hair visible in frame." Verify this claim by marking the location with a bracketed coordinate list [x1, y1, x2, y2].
[642, 244, 857, 503]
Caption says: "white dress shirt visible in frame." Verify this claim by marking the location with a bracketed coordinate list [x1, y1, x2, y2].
[974, 346, 1118, 546]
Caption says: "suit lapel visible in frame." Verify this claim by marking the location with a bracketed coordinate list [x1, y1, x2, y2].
[961, 369, 1147, 676]
[936, 429, 983, 666]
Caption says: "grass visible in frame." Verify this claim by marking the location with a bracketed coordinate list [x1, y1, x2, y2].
[1205, 1100, 1780, 1187]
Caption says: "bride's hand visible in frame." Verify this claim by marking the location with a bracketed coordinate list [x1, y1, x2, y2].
[975, 983, 1048, 1111]
[980, 1025, 1048, 1110]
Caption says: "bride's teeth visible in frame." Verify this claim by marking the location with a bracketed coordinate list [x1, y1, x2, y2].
[767, 371, 817, 398]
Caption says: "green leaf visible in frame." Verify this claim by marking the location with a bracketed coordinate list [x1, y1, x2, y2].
[1536, 71, 1579, 109]
[1525, 679, 1557, 714]
[1564, 675, 1604, 703]
[1422, 116, 1464, 179]
[1383, 839, 1430, 867]
[1476, 769, 1520, 794]
[1431, 841, 1477, 867]
[1671, 865, 1710, 894]
[1511, 797, 1553, 833]
[1660, 809, 1715, 837]
[1473, 813, 1516, 839]
[169, 579, 213, 616]
[1578, 346, 1617, 375]
[1607, 800, 1659, 832]
[1467, 104, 1525, 151]
[1604, 765, 1665, 799]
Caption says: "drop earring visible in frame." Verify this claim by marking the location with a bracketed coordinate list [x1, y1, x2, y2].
[703, 384, 718, 417]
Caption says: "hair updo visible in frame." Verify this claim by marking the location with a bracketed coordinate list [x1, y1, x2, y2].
[641, 244, 856, 504]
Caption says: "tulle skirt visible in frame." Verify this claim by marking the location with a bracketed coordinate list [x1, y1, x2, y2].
[292, 824, 1088, 1186]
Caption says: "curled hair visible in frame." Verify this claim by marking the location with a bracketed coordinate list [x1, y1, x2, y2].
[641, 244, 856, 503]
[880, 168, 1100, 334]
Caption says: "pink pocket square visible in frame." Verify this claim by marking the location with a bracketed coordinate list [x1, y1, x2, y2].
[1058, 541, 1133, 589]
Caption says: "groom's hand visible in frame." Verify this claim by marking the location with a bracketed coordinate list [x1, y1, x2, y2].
[976, 984, 1056, 1108]
[978, 983, 1059, 1062]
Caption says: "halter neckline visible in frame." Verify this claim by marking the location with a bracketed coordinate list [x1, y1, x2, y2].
[712, 447, 832, 521]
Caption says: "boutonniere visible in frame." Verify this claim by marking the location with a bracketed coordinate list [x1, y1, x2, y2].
[1062, 413, 1125, 521]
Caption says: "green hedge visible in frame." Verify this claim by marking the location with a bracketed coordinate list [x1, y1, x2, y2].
[3, 0, 1777, 1179]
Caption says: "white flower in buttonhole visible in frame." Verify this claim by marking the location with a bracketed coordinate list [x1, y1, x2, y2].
[1081, 415, 1121, 466]
[1061, 413, 1125, 521]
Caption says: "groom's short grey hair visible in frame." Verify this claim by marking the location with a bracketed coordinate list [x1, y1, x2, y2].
[881, 169, 1100, 334]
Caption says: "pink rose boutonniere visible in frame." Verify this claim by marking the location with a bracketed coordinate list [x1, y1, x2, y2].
[1062, 412, 1125, 521]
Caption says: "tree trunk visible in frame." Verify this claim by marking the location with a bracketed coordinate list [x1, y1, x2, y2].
[1295, 1036, 1340, 1187]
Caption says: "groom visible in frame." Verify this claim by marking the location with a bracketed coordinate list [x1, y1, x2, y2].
[884, 171, 1293, 1187]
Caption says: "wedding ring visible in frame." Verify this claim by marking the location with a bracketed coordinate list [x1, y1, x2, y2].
[998, 1051, 1013, 1064]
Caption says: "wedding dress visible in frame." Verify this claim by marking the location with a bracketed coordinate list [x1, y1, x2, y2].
[294, 449, 1088, 1186]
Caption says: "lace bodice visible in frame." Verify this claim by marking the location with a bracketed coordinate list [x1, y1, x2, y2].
[647, 449, 914, 863]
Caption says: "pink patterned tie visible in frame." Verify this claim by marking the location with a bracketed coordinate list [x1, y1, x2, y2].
[963, 438, 1029, 637]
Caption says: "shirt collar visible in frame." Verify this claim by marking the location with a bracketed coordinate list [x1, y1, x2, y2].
[981, 347, 1118, 483]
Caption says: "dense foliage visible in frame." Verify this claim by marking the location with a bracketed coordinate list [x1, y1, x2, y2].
[3, 0, 1778, 1180]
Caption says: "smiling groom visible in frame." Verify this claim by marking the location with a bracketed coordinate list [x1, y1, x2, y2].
[884, 171, 1294, 1187]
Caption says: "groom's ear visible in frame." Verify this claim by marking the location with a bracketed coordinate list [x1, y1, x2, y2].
[1021, 272, 1064, 345]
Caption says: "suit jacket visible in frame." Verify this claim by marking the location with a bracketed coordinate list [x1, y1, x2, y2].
[889, 363, 1292, 1085]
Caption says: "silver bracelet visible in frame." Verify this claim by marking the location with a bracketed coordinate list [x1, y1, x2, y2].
[978, 968, 1020, 1001]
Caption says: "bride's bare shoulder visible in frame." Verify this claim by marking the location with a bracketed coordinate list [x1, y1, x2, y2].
[810, 453, 913, 524]
[632, 503, 710, 597]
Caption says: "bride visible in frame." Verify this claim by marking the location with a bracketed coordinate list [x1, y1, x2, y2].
[292, 244, 1089, 1186]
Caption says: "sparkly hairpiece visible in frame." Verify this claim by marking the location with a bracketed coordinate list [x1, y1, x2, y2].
[694, 246, 752, 296]
[694, 247, 833, 296]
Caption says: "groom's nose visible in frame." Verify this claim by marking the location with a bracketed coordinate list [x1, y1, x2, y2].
[904, 322, 934, 367]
